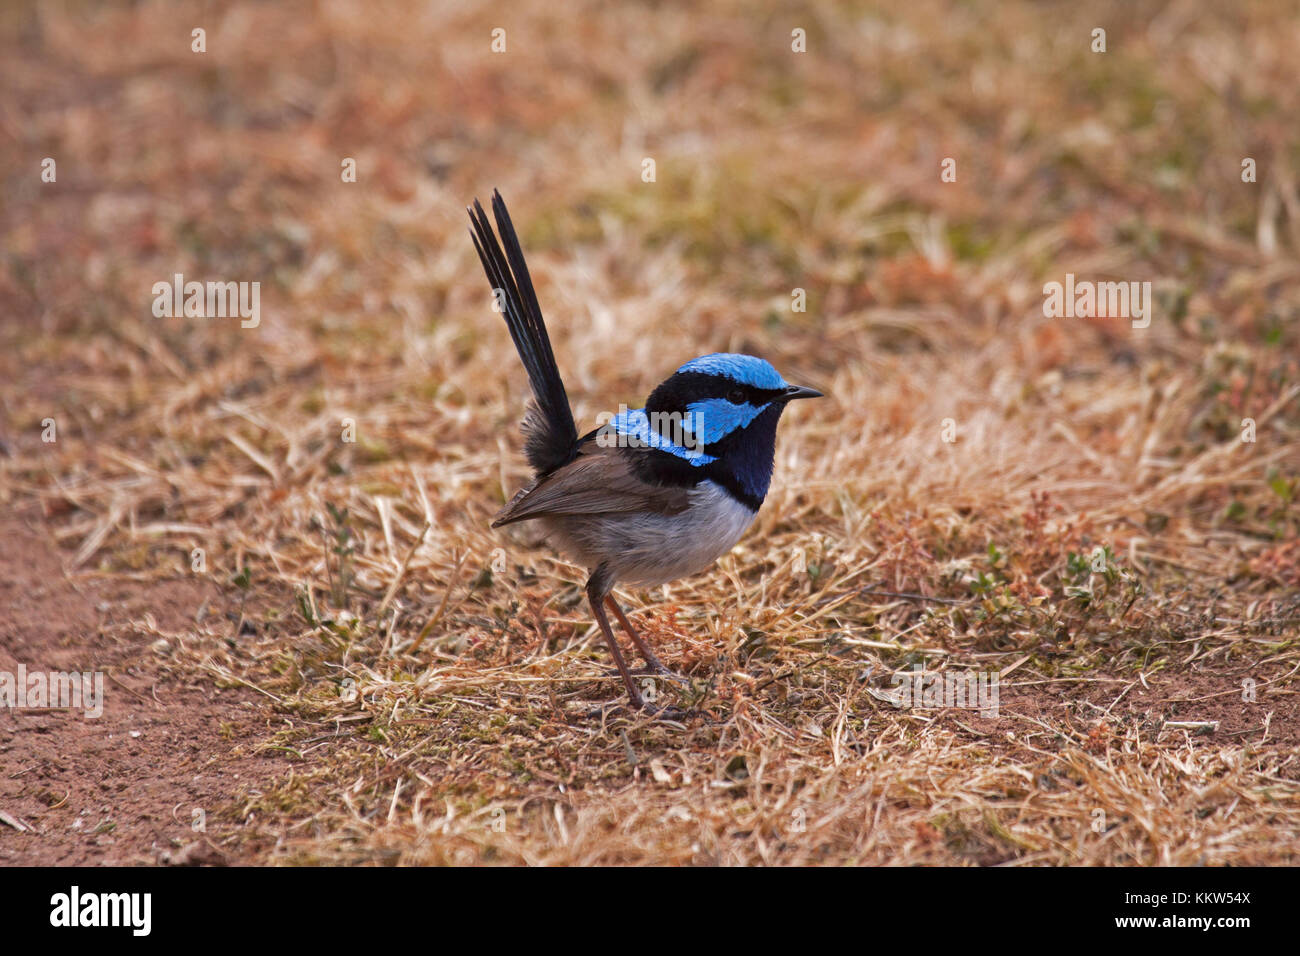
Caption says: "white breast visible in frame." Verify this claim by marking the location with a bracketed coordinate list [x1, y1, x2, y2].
[544, 480, 758, 588]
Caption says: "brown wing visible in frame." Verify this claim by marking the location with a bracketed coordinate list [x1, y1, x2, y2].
[492, 440, 690, 527]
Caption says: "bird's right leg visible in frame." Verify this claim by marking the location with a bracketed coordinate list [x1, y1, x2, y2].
[606, 595, 688, 685]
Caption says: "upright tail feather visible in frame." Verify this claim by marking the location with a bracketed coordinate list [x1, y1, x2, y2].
[468, 190, 578, 475]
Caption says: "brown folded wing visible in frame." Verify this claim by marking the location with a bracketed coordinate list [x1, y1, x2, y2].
[492, 440, 691, 527]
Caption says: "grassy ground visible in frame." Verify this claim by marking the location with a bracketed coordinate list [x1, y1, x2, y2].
[2, 0, 1299, 865]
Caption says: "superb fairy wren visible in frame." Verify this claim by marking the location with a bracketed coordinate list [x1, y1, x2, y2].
[469, 191, 823, 711]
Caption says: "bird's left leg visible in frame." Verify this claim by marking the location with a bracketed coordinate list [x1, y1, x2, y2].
[588, 579, 644, 708]
[606, 595, 688, 685]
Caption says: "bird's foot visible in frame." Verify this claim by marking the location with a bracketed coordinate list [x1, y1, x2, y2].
[584, 699, 699, 722]
[640, 703, 698, 722]
[634, 661, 692, 685]
[603, 662, 691, 686]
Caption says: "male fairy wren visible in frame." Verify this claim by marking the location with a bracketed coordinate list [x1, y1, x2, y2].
[469, 191, 823, 711]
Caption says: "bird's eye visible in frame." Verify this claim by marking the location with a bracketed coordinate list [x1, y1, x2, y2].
[726, 388, 745, 404]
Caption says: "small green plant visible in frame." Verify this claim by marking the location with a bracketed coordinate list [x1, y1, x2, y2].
[1061, 545, 1140, 625]
[230, 565, 252, 634]
[970, 569, 996, 596]
[324, 503, 355, 608]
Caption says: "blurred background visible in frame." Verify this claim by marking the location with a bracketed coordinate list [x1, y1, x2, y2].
[5, 1, 1298, 478]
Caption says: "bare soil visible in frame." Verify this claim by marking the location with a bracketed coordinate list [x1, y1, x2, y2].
[0, 516, 279, 865]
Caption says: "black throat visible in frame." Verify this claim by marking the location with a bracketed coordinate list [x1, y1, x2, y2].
[625, 402, 784, 512]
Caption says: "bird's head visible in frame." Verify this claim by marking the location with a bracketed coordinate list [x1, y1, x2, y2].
[641, 352, 823, 508]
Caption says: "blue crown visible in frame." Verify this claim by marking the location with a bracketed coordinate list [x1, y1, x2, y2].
[676, 353, 786, 390]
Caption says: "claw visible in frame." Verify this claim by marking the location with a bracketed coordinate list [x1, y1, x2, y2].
[604, 663, 691, 686]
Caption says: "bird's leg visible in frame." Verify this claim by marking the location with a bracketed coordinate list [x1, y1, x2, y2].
[605, 596, 664, 670]
[588, 577, 643, 708]
[605, 596, 688, 685]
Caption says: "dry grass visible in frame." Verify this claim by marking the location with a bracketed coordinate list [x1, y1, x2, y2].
[2, 0, 1299, 865]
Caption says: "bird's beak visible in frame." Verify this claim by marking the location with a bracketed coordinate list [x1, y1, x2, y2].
[781, 384, 824, 402]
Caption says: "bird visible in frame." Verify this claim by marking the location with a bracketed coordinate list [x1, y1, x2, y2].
[468, 190, 823, 712]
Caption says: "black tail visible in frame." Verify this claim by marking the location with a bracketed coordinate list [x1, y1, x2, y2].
[468, 190, 578, 475]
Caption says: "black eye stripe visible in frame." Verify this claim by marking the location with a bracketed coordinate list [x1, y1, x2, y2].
[724, 383, 785, 405]
[646, 371, 785, 416]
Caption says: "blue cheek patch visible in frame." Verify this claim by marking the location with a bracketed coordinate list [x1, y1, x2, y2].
[596, 399, 773, 466]
[602, 408, 717, 466]
[684, 398, 771, 444]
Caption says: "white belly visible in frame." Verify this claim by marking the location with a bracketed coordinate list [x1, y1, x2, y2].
[543, 480, 758, 588]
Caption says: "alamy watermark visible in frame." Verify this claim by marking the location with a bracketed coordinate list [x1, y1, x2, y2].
[593, 405, 707, 457]
[152, 273, 260, 328]
[50, 886, 150, 936]
[1, 665, 104, 718]
[886, 665, 1000, 717]
[1043, 273, 1151, 329]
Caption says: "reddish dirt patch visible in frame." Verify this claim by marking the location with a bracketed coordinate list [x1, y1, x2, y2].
[1003, 667, 1300, 746]
[0, 516, 281, 865]
[917, 663, 1300, 759]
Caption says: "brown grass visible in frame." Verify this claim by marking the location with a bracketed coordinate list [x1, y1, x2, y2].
[2, 0, 1299, 865]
